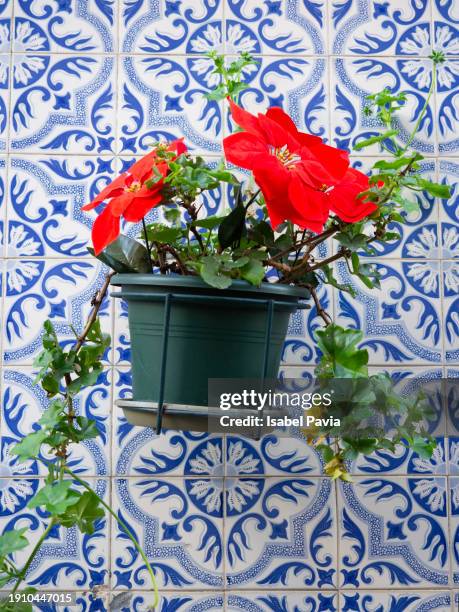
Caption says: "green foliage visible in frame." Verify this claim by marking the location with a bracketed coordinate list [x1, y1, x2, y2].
[312, 324, 436, 480]
[89, 235, 152, 274]
[204, 51, 258, 102]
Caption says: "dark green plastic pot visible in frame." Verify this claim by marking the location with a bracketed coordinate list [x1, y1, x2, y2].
[111, 274, 307, 409]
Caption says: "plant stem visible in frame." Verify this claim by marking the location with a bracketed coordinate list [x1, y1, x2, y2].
[142, 218, 154, 272]
[64, 468, 159, 610]
[74, 272, 115, 353]
[403, 62, 436, 153]
[10, 519, 56, 595]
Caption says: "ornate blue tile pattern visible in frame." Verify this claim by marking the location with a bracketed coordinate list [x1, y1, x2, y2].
[0, 0, 457, 608]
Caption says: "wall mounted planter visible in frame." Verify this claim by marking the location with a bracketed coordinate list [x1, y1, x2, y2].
[111, 274, 308, 433]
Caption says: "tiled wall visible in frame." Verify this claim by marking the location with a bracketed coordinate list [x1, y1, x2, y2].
[0, 1, 458, 610]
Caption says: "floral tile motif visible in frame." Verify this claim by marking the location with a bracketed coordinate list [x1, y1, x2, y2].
[331, 58, 436, 154]
[225, 477, 337, 589]
[2, 259, 111, 364]
[338, 477, 450, 588]
[5, 156, 115, 258]
[14, 0, 115, 52]
[10, 53, 116, 153]
[117, 53, 329, 155]
[111, 477, 223, 590]
[338, 591, 452, 611]
[121, 0, 325, 55]
[0, 479, 109, 590]
[110, 592, 224, 611]
[332, 0, 434, 57]
[335, 260, 443, 364]
[347, 157, 438, 260]
[227, 592, 338, 611]
[0, 367, 111, 479]
[224, 432, 323, 478]
[113, 380, 224, 477]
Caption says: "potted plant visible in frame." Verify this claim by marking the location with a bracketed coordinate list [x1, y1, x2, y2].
[0, 51, 449, 611]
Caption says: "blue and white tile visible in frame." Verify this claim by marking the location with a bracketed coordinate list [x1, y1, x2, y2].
[113, 372, 224, 476]
[13, 0, 115, 53]
[282, 284, 331, 366]
[225, 477, 337, 589]
[120, 0, 223, 54]
[10, 54, 116, 154]
[331, 0, 431, 56]
[117, 54, 224, 155]
[449, 437, 459, 585]
[2, 259, 111, 364]
[224, 430, 323, 478]
[443, 262, 459, 364]
[338, 477, 450, 588]
[0, 478, 109, 590]
[331, 58, 436, 154]
[227, 592, 338, 611]
[230, 56, 329, 142]
[344, 157, 438, 260]
[117, 54, 329, 156]
[0, 155, 5, 253]
[225, 0, 326, 55]
[0, 18, 10, 151]
[110, 592, 224, 611]
[335, 260, 443, 364]
[0, 367, 111, 477]
[6, 156, 116, 258]
[338, 591, 452, 611]
[111, 477, 223, 590]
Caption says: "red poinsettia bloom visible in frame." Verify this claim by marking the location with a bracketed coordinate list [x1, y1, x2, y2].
[223, 100, 376, 232]
[83, 140, 186, 255]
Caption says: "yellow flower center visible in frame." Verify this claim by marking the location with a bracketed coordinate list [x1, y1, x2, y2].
[125, 180, 142, 193]
[271, 144, 301, 168]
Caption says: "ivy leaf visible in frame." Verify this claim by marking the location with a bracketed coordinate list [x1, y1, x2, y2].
[38, 401, 65, 429]
[315, 324, 368, 378]
[59, 491, 105, 535]
[11, 430, 48, 463]
[28, 481, 81, 516]
[88, 235, 151, 274]
[0, 528, 29, 557]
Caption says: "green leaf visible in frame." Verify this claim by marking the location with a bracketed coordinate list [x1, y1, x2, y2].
[0, 528, 29, 557]
[354, 129, 399, 150]
[415, 178, 451, 199]
[335, 232, 368, 252]
[240, 257, 265, 286]
[164, 206, 181, 226]
[28, 481, 81, 516]
[59, 491, 105, 535]
[315, 324, 368, 378]
[218, 203, 247, 250]
[145, 223, 184, 244]
[88, 235, 152, 274]
[373, 154, 422, 171]
[199, 256, 232, 289]
[11, 430, 48, 463]
[192, 216, 225, 230]
[38, 401, 65, 429]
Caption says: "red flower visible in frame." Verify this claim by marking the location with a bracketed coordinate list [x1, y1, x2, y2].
[326, 167, 377, 222]
[223, 101, 376, 232]
[83, 140, 186, 255]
